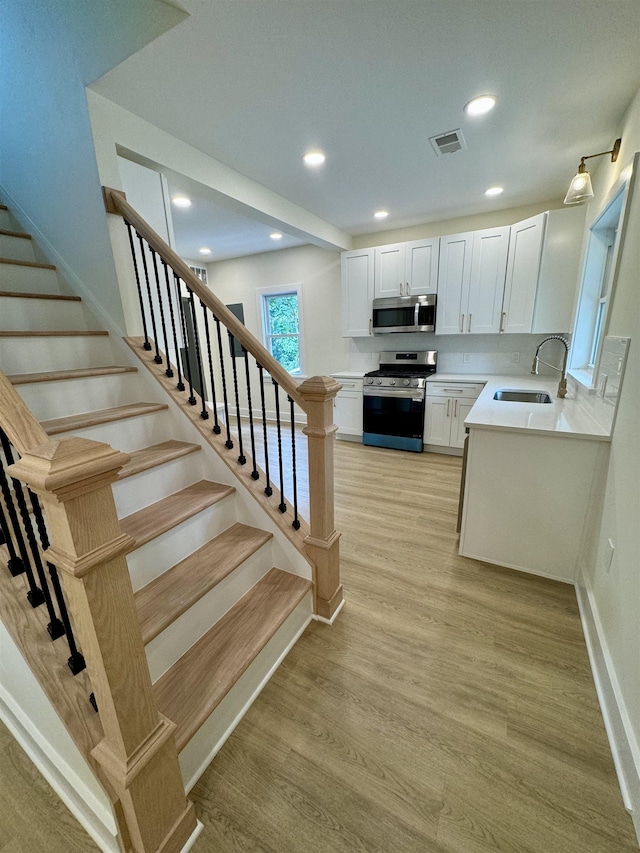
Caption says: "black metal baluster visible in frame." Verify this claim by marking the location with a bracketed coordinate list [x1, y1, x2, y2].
[188, 291, 209, 420]
[214, 317, 233, 449]
[175, 275, 197, 405]
[150, 248, 173, 377]
[257, 365, 273, 496]
[243, 349, 259, 479]
[136, 231, 162, 364]
[0, 495, 24, 576]
[125, 221, 152, 351]
[273, 381, 287, 513]
[288, 396, 301, 530]
[0, 434, 63, 637]
[201, 303, 221, 435]
[229, 332, 245, 464]
[0, 437, 43, 604]
[29, 491, 86, 673]
[163, 260, 184, 391]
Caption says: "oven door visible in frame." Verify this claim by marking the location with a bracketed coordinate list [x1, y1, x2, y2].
[362, 387, 425, 452]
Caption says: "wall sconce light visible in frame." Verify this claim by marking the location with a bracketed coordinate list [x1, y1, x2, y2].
[564, 138, 622, 205]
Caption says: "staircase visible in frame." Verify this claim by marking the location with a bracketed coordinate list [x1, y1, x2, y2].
[0, 201, 321, 851]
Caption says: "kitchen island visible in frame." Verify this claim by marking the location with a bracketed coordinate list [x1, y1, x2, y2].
[458, 377, 611, 583]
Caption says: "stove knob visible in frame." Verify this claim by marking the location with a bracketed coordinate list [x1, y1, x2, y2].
[365, 377, 373, 385]
[402, 378, 410, 386]
[376, 378, 383, 385]
[389, 379, 396, 386]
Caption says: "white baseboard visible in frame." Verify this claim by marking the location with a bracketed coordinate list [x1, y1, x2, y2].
[0, 684, 120, 853]
[575, 566, 640, 844]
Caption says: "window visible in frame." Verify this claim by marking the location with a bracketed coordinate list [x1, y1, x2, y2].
[258, 284, 303, 374]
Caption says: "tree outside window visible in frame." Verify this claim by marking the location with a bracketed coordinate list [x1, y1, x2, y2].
[261, 288, 302, 374]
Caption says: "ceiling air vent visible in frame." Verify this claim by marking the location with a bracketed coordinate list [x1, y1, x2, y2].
[429, 129, 466, 157]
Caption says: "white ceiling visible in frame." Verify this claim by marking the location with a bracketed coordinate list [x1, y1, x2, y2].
[94, 0, 640, 259]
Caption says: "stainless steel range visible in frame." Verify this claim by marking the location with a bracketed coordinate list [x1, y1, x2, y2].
[363, 351, 437, 452]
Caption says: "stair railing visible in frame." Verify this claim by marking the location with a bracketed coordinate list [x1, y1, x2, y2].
[104, 187, 343, 621]
[0, 371, 197, 853]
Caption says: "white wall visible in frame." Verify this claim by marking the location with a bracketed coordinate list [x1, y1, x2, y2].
[575, 84, 640, 840]
[206, 245, 347, 378]
[0, 0, 185, 332]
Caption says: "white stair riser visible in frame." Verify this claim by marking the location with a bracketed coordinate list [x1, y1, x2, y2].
[0, 210, 16, 230]
[127, 496, 238, 591]
[146, 544, 274, 681]
[16, 372, 144, 421]
[0, 235, 36, 263]
[62, 409, 175, 452]
[113, 453, 203, 518]
[178, 590, 313, 790]
[0, 264, 61, 294]
[0, 335, 117, 374]
[0, 297, 96, 332]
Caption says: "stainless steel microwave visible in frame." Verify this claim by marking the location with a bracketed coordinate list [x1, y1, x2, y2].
[372, 294, 436, 334]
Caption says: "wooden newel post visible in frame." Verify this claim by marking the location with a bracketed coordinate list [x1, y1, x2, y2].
[8, 436, 197, 853]
[297, 376, 343, 621]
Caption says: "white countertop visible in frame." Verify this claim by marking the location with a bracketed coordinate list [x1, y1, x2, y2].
[331, 371, 366, 379]
[464, 376, 609, 441]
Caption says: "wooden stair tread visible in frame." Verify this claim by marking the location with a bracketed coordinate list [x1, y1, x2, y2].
[42, 402, 168, 436]
[0, 257, 56, 269]
[136, 522, 273, 644]
[0, 290, 81, 301]
[9, 366, 137, 385]
[0, 229, 31, 240]
[120, 480, 235, 550]
[118, 440, 200, 480]
[154, 567, 311, 751]
[0, 329, 107, 337]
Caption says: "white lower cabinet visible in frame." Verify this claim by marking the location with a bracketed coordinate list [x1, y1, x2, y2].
[424, 381, 484, 450]
[331, 376, 363, 439]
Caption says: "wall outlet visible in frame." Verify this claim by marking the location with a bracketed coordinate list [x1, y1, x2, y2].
[511, 352, 520, 364]
[463, 353, 470, 363]
[605, 538, 615, 573]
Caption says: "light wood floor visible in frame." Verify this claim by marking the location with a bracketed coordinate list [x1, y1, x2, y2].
[0, 441, 637, 852]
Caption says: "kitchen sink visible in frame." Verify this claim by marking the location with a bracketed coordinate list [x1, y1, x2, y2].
[493, 389, 552, 403]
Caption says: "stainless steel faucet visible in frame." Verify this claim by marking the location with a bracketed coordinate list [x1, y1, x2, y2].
[531, 335, 570, 398]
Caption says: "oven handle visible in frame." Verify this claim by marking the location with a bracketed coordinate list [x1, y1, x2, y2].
[363, 387, 425, 400]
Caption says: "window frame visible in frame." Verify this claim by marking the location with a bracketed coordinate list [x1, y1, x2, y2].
[568, 153, 637, 388]
[256, 283, 305, 376]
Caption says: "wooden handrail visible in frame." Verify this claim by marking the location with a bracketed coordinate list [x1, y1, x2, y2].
[103, 186, 306, 410]
[0, 371, 49, 455]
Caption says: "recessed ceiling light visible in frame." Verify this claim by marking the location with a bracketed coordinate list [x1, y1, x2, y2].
[464, 95, 497, 117]
[485, 186, 504, 197]
[303, 150, 326, 167]
[172, 195, 192, 208]
[270, 232, 283, 240]
[199, 246, 211, 255]
[374, 210, 389, 220]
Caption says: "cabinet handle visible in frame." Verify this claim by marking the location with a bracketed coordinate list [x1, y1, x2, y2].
[443, 388, 464, 393]
[500, 311, 506, 332]
[446, 398, 450, 417]
[467, 313, 472, 333]
[406, 282, 410, 296]
[369, 318, 372, 335]
[454, 399, 458, 417]
[460, 314, 465, 333]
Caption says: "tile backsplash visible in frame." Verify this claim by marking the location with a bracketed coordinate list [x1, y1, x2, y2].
[567, 336, 630, 433]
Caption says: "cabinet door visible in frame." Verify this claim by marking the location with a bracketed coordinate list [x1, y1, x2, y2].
[406, 238, 439, 295]
[424, 396, 452, 446]
[334, 391, 363, 436]
[468, 227, 510, 334]
[450, 399, 474, 448]
[502, 213, 546, 334]
[342, 249, 374, 336]
[374, 243, 405, 297]
[436, 233, 472, 335]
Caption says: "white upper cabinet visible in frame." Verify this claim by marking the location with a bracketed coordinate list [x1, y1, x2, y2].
[341, 248, 374, 337]
[501, 213, 546, 334]
[435, 233, 472, 335]
[374, 238, 439, 297]
[468, 227, 510, 334]
[436, 228, 508, 335]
